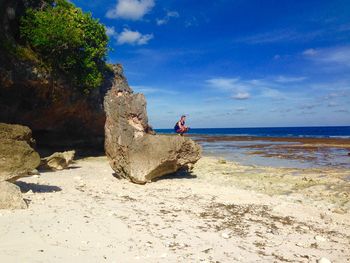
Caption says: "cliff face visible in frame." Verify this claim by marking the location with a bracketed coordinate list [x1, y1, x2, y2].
[0, 0, 112, 154]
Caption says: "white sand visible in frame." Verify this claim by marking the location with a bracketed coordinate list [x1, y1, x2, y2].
[0, 156, 349, 262]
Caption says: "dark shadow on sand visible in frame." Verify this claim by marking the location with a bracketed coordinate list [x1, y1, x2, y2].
[153, 169, 197, 182]
[15, 181, 62, 193]
[112, 169, 197, 183]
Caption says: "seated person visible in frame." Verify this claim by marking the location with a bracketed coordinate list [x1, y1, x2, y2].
[174, 115, 189, 136]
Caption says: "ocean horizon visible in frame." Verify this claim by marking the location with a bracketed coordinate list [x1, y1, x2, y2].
[156, 125, 350, 138]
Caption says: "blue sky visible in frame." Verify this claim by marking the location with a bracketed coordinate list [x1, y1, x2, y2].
[72, 0, 350, 128]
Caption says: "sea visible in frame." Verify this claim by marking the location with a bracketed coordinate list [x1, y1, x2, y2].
[156, 126, 350, 138]
[156, 126, 350, 169]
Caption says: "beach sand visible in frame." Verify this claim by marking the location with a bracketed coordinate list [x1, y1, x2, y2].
[0, 156, 349, 262]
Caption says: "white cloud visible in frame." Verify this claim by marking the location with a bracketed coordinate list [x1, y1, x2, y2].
[303, 48, 318, 56]
[105, 26, 117, 37]
[303, 46, 350, 67]
[132, 85, 178, 95]
[274, 76, 307, 83]
[106, 0, 155, 20]
[206, 78, 240, 90]
[117, 29, 153, 45]
[232, 92, 250, 100]
[260, 88, 285, 99]
[156, 11, 179, 25]
[206, 77, 291, 100]
[236, 29, 322, 44]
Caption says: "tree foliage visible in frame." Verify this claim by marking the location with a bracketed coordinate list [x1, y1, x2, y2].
[20, 0, 109, 93]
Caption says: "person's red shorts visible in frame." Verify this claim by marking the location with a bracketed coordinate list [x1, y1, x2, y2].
[176, 127, 188, 133]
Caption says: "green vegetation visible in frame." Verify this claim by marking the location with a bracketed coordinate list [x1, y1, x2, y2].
[20, 0, 109, 93]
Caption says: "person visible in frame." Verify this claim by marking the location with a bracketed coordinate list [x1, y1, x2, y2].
[174, 115, 189, 136]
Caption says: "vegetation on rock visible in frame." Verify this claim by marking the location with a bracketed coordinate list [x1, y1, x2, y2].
[20, 0, 109, 93]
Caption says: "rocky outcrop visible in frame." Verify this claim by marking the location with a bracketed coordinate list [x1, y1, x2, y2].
[104, 66, 201, 184]
[0, 123, 40, 209]
[40, 150, 75, 170]
[0, 0, 110, 154]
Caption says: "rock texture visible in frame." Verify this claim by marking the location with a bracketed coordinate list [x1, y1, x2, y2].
[0, 123, 40, 209]
[40, 150, 75, 170]
[0, 123, 41, 182]
[104, 65, 201, 184]
[0, 181, 27, 209]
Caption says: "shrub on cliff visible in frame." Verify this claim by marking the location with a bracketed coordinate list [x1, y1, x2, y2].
[20, 0, 108, 93]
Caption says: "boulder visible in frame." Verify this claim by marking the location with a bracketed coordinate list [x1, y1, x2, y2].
[0, 123, 40, 209]
[128, 135, 201, 183]
[0, 123, 41, 182]
[104, 66, 201, 184]
[40, 150, 75, 170]
[0, 181, 27, 209]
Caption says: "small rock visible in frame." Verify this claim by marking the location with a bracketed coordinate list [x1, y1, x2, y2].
[296, 242, 306, 248]
[218, 159, 226, 164]
[317, 257, 331, 263]
[40, 150, 75, 170]
[315, 235, 326, 242]
[221, 232, 230, 239]
[332, 208, 346, 214]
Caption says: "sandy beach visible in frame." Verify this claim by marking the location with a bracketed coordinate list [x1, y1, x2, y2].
[1, 155, 349, 262]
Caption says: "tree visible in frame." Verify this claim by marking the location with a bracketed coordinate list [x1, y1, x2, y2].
[20, 0, 109, 93]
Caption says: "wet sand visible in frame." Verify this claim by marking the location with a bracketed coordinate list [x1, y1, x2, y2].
[0, 156, 349, 262]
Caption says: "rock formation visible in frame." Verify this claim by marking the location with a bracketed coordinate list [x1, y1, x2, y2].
[0, 0, 111, 154]
[40, 150, 75, 170]
[104, 65, 201, 184]
[0, 123, 41, 209]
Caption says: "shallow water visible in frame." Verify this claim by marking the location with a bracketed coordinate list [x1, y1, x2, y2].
[191, 136, 350, 169]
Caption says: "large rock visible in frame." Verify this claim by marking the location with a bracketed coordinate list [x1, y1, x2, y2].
[104, 65, 201, 184]
[0, 181, 27, 209]
[0, 123, 40, 209]
[0, 123, 41, 182]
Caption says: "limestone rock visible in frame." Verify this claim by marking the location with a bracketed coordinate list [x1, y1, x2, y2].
[104, 66, 201, 184]
[0, 123, 41, 182]
[0, 181, 27, 209]
[40, 150, 75, 170]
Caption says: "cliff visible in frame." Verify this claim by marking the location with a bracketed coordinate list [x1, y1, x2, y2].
[0, 0, 110, 154]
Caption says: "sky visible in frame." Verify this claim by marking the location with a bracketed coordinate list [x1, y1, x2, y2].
[71, 0, 350, 128]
